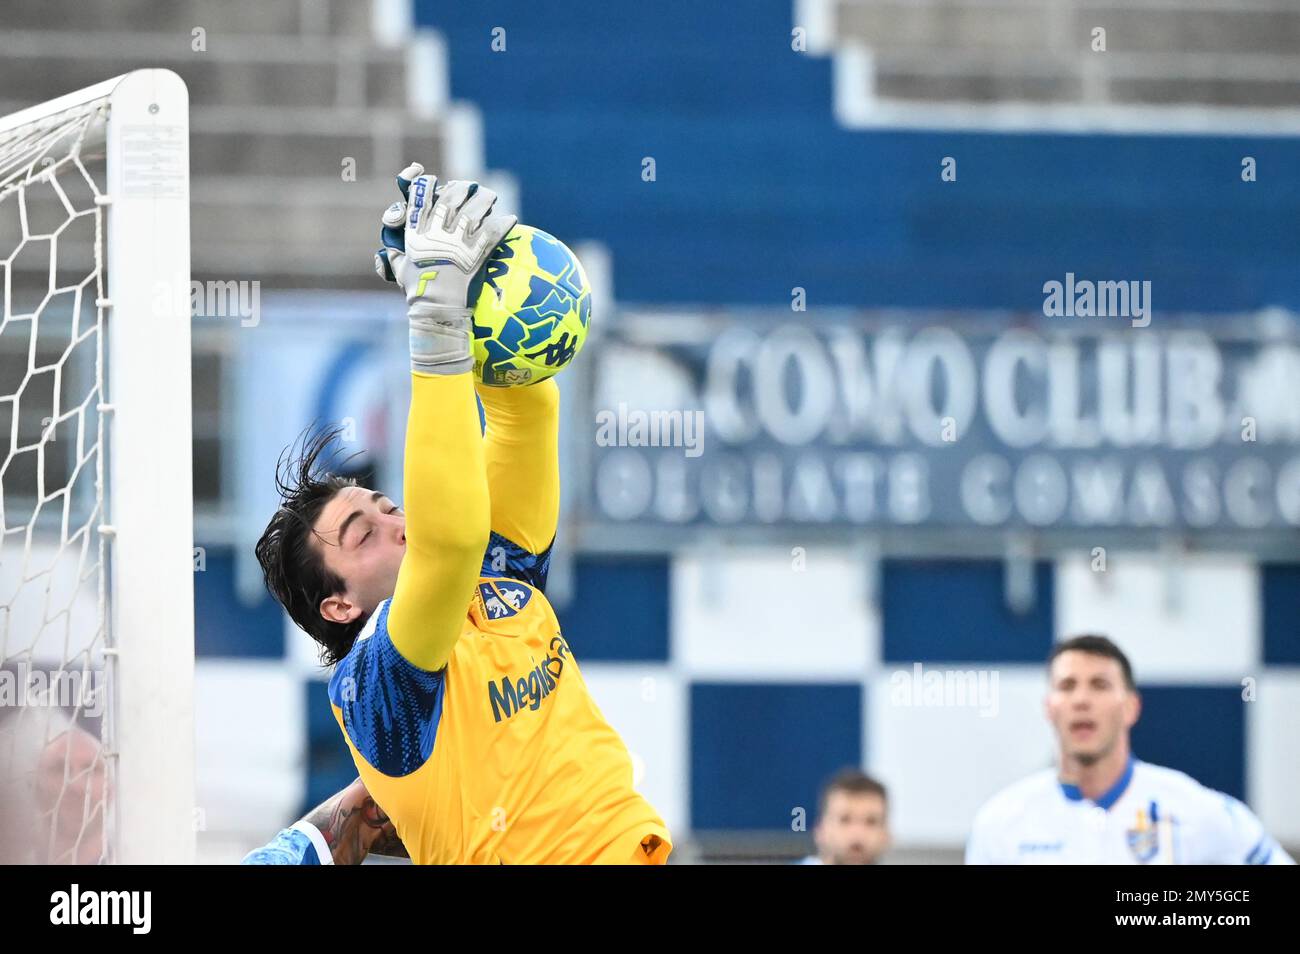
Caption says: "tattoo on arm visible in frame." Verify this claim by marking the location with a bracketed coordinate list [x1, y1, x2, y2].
[302, 779, 408, 864]
[369, 827, 411, 859]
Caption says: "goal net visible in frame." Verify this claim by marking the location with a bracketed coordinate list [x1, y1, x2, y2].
[0, 71, 194, 864]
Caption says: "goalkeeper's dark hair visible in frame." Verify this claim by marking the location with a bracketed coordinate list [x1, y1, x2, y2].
[1049, 634, 1136, 691]
[254, 425, 364, 667]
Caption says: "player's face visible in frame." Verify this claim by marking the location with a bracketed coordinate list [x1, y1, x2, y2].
[313, 486, 406, 625]
[1045, 651, 1139, 765]
[35, 727, 106, 864]
[814, 791, 889, 865]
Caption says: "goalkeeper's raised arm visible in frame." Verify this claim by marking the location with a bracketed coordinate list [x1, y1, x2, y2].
[476, 378, 560, 585]
[378, 164, 518, 671]
[254, 165, 516, 675]
[377, 162, 560, 593]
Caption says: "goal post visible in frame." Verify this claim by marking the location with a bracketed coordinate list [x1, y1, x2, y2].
[0, 70, 195, 864]
[104, 69, 195, 866]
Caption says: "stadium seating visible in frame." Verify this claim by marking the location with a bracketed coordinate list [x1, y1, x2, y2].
[0, 0, 454, 288]
[416, 0, 1300, 313]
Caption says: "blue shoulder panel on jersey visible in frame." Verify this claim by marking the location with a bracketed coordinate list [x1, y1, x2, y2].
[327, 601, 446, 777]
[480, 529, 553, 591]
[241, 828, 319, 865]
[1246, 835, 1274, 865]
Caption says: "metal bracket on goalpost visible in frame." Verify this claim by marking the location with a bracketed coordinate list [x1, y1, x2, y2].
[101, 69, 196, 865]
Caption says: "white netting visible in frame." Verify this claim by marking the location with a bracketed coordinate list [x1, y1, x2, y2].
[0, 98, 112, 864]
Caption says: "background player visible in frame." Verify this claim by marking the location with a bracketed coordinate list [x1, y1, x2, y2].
[798, 769, 891, 865]
[967, 634, 1293, 865]
[250, 164, 670, 865]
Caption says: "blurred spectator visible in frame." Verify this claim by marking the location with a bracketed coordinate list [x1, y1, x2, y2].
[800, 769, 890, 865]
[0, 662, 108, 863]
[34, 723, 108, 864]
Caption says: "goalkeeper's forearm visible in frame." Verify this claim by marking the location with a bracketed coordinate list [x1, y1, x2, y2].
[240, 779, 407, 865]
[477, 378, 560, 554]
[387, 370, 491, 671]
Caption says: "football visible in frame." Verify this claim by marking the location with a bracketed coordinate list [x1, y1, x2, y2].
[469, 224, 591, 387]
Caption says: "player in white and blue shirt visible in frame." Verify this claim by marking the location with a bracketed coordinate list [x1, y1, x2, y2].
[967, 634, 1293, 865]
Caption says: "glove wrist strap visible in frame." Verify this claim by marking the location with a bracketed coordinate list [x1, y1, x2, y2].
[407, 302, 473, 376]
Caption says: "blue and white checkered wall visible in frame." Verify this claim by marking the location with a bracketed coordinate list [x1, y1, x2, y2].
[192, 548, 1300, 854]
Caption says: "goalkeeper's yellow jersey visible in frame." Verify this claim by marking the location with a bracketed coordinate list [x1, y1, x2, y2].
[324, 373, 668, 864]
[327, 545, 671, 865]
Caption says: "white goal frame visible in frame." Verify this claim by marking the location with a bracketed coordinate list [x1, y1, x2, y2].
[0, 70, 195, 864]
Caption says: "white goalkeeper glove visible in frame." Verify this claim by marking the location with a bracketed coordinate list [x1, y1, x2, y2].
[374, 162, 517, 375]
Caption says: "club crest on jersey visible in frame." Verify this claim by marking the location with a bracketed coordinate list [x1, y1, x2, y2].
[479, 580, 532, 620]
[1126, 812, 1159, 863]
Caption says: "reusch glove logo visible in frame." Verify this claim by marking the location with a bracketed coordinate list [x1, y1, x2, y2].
[408, 177, 429, 228]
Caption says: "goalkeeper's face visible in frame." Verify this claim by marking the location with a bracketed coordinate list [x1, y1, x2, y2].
[314, 485, 407, 626]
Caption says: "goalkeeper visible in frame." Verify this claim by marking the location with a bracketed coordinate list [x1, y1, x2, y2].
[246, 165, 670, 865]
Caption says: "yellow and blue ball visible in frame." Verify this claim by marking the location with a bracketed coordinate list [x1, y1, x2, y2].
[469, 225, 591, 387]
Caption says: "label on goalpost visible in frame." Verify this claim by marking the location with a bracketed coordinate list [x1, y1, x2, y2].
[121, 124, 186, 198]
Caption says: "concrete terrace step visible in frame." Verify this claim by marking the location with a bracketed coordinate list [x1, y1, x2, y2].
[0, 0, 372, 38]
[189, 121, 442, 180]
[4, 179, 405, 286]
[0, 4, 491, 285]
[835, 1, 1063, 55]
[872, 61, 1084, 105]
[836, 0, 1300, 56]
[0, 31, 407, 110]
[193, 176, 395, 277]
[0, 181, 398, 285]
[866, 50, 1300, 107]
[1108, 74, 1300, 108]
[1086, 5, 1300, 56]
[188, 174, 520, 280]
